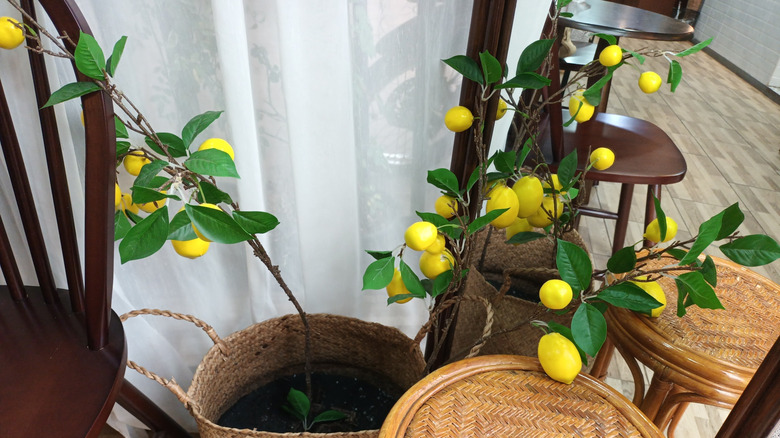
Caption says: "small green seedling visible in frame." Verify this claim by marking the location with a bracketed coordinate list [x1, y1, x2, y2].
[282, 388, 347, 432]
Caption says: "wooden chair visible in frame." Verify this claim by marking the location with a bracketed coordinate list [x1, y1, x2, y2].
[379, 355, 663, 437]
[507, 6, 687, 255]
[0, 0, 188, 436]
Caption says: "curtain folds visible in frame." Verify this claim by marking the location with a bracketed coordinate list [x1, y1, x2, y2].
[0, 0, 549, 435]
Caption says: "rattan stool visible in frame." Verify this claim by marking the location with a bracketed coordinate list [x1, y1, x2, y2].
[592, 255, 780, 437]
[379, 355, 662, 437]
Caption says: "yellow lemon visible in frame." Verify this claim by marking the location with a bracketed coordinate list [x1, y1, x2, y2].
[419, 249, 455, 280]
[630, 276, 667, 317]
[386, 269, 412, 304]
[404, 221, 438, 251]
[538, 332, 582, 384]
[171, 238, 210, 259]
[589, 147, 615, 171]
[542, 174, 563, 193]
[191, 203, 222, 242]
[444, 106, 474, 132]
[119, 193, 140, 215]
[123, 151, 151, 176]
[527, 196, 564, 228]
[568, 90, 595, 123]
[598, 44, 623, 67]
[512, 175, 544, 218]
[638, 71, 662, 94]
[0, 17, 25, 50]
[425, 233, 446, 254]
[435, 195, 459, 219]
[114, 183, 121, 210]
[486, 184, 520, 229]
[198, 138, 235, 160]
[643, 217, 678, 243]
[539, 279, 573, 310]
[137, 191, 167, 213]
[496, 99, 508, 120]
[505, 217, 532, 241]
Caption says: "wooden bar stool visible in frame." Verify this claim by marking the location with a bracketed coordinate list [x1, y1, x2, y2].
[593, 255, 780, 436]
[379, 355, 663, 437]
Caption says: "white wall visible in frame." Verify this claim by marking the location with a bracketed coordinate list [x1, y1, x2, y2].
[694, 0, 780, 86]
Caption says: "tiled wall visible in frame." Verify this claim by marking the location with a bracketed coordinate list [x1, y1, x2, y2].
[693, 0, 780, 86]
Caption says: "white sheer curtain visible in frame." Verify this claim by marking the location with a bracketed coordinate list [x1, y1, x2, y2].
[0, 0, 549, 435]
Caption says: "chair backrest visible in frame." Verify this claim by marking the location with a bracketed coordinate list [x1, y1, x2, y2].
[0, 0, 116, 350]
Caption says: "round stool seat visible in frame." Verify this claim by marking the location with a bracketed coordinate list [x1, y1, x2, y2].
[604, 255, 780, 434]
[379, 355, 662, 437]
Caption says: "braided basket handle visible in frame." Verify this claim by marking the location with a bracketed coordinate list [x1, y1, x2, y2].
[120, 308, 230, 409]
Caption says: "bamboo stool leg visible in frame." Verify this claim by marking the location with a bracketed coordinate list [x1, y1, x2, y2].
[641, 373, 675, 421]
[589, 338, 615, 380]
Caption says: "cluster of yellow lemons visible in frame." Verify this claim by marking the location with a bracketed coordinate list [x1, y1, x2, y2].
[116, 138, 234, 260]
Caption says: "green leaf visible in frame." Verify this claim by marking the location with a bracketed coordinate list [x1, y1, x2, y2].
[559, 12, 574, 18]
[118, 207, 169, 263]
[115, 116, 129, 138]
[133, 160, 168, 188]
[182, 110, 224, 149]
[105, 36, 127, 77]
[571, 302, 607, 357]
[607, 245, 637, 274]
[387, 294, 415, 305]
[597, 283, 663, 313]
[493, 151, 516, 174]
[362, 256, 395, 290]
[557, 150, 578, 189]
[442, 55, 484, 85]
[517, 39, 555, 74]
[651, 194, 667, 242]
[400, 260, 426, 298]
[74, 31, 106, 80]
[232, 211, 279, 234]
[557, 0, 573, 9]
[675, 278, 690, 317]
[505, 231, 546, 245]
[285, 388, 310, 419]
[131, 186, 168, 204]
[466, 163, 485, 194]
[479, 51, 503, 85]
[431, 269, 454, 299]
[495, 72, 550, 90]
[715, 203, 744, 240]
[625, 48, 645, 64]
[114, 211, 132, 241]
[196, 181, 234, 204]
[583, 68, 616, 107]
[720, 235, 780, 266]
[168, 209, 197, 241]
[556, 239, 592, 293]
[184, 149, 240, 178]
[701, 255, 717, 287]
[42, 82, 101, 108]
[185, 204, 252, 244]
[145, 132, 188, 158]
[516, 138, 533, 168]
[667, 60, 683, 92]
[116, 141, 131, 160]
[675, 38, 713, 57]
[427, 168, 460, 195]
[665, 248, 688, 260]
[312, 410, 347, 424]
[594, 33, 617, 46]
[366, 250, 393, 260]
[676, 271, 723, 309]
[415, 211, 450, 229]
[467, 208, 507, 235]
[679, 213, 722, 266]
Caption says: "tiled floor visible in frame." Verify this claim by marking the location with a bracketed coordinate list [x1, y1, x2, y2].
[99, 38, 779, 438]
[578, 37, 780, 437]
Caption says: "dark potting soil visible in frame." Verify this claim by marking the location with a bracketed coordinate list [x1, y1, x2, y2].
[217, 372, 404, 433]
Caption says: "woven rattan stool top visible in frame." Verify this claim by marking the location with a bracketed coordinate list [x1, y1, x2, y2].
[603, 255, 780, 435]
[379, 355, 662, 437]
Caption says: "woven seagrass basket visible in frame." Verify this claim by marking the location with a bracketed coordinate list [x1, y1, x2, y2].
[450, 227, 591, 361]
[122, 311, 425, 438]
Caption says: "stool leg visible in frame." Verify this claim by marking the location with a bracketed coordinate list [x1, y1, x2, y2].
[643, 185, 662, 249]
[589, 338, 614, 380]
[611, 183, 634, 254]
[640, 374, 674, 422]
[665, 402, 690, 438]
